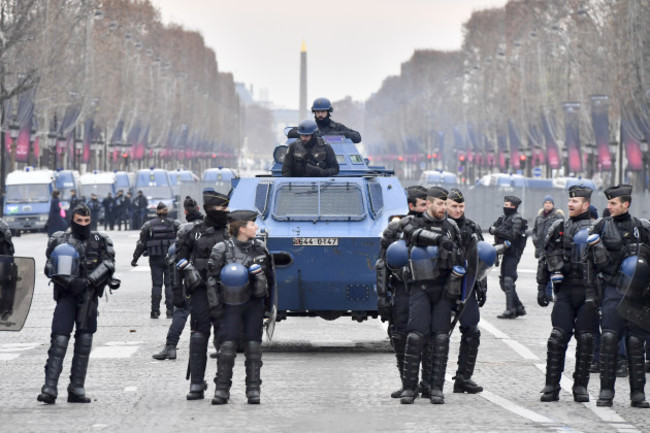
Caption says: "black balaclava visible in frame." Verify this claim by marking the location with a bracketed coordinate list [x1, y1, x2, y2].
[205, 208, 228, 227]
[71, 204, 91, 240]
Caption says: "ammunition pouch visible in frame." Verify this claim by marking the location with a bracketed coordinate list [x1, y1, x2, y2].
[409, 258, 440, 281]
[545, 250, 565, 273]
[591, 242, 610, 266]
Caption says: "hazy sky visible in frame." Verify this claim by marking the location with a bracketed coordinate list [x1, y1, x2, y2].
[149, 0, 508, 109]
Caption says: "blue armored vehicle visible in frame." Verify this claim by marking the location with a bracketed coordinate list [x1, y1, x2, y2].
[229, 135, 408, 322]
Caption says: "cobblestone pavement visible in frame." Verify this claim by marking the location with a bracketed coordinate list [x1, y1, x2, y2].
[1, 231, 648, 433]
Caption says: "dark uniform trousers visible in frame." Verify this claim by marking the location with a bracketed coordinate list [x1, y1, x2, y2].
[218, 297, 265, 343]
[149, 255, 171, 313]
[51, 292, 98, 336]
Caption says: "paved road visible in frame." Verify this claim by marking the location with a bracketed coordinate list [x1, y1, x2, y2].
[1, 230, 648, 433]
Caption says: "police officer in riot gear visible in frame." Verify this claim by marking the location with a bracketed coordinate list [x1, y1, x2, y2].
[152, 196, 204, 361]
[175, 190, 230, 400]
[132, 202, 181, 318]
[37, 204, 116, 404]
[490, 195, 527, 319]
[287, 97, 362, 143]
[282, 118, 340, 177]
[207, 210, 275, 405]
[400, 186, 463, 404]
[446, 188, 485, 394]
[586, 184, 650, 408]
[536, 185, 598, 402]
[0, 218, 14, 255]
[377, 185, 429, 398]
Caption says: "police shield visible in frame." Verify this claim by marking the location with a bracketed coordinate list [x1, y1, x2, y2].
[0, 256, 35, 332]
[616, 244, 650, 332]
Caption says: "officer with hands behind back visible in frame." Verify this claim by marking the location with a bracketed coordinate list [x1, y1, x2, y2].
[131, 202, 181, 319]
[37, 204, 117, 405]
[536, 185, 598, 403]
[207, 210, 275, 405]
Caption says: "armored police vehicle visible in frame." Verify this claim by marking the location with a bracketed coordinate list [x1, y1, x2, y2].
[229, 135, 408, 322]
[201, 168, 238, 195]
[3, 168, 56, 233]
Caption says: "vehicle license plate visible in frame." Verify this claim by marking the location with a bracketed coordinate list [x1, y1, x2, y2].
[292, 237, 339, 246]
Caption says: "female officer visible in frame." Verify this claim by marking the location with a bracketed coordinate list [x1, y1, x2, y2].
[207, 210, 274, 405]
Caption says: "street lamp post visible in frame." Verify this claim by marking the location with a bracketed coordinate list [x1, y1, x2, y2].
[9, 122, 19, 172]
[47, 132, 57, 169]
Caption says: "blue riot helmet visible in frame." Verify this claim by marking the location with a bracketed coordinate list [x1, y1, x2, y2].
[409, 245, 439, 280]
[573, 228, 589, 260]
[220, 263, 250, 305]
[311, 97, 333, 112]
[386, 240, 408, 270]
[476, 241, 497, 279]
[297, 118, 318, 135]
[165, 243, 176, 267]
[50, 243, 80, 277]
[621, 256, 639, 278]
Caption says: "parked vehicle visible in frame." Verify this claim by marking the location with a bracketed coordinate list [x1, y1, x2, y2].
[133, 168, 177, 218]
[54, 170, 82, 211]
[3, 168, 56, 232]
[201, 168, 238, 195]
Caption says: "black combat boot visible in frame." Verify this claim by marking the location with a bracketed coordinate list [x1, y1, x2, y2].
[497, 277, 517, 319]
[187, 332, 208, 400]
[152, 344, 177, 360]
[37, 334, 69, 404]
[212, 341, 236, 405]
[573, 332, 593, 402]
[390, 332, 407, 398]
[151, 295, 162, 319]
[429, 333, 450, 404]
[244, 341, 263, 404]
[68, 333, 93, 403]
[596, 331, 618, 407]
[540, 328, 567, 402]
[419, 339, 432, 398]
[626, 335, 650, 408]
[400, 332, 424, 404]
[454, 328, 483, 394]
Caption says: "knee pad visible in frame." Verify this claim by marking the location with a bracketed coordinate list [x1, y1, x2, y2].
[600, 330, 618, 350]
[219, 341, 237, 359]
[548, 328, 568, 349]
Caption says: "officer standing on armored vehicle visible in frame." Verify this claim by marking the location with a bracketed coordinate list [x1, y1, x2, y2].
[377, 185, 429, 399]
[446, 188, 486, 394]
[282, 118, 340, 177]
[37, 204, 116, 404]
[490, 195, 527, 319]
[152, 196, 204, 361]
[0, 217, 15, 255]
[131, 202, 181, 319]
[536, 185, 598, 402]
[287, 97, 362, 143]
[174, 190, 230, 400]
[586, 184, 650, 408]
[207, 210, 275, 405]
[399, 186, 463, 405]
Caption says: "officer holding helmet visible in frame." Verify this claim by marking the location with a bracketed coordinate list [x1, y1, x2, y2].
[586, 184, 650, 408]
[288, 97, 361, 143]
[132, 202, 181, 319]
[37, 204, 116, 405]
[377, 185, 429, 399]
[174, 190, 230, 400]
[399, 186, 463, 405]
[536, 185, 598, 403]
[207, 210, 275, 405]
[446, 188, 486, 394]
[282, 118, 339, 177]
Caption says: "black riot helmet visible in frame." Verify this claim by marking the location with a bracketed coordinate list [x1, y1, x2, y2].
[297, 118, 318, 135]
[311, 97, 333, 112]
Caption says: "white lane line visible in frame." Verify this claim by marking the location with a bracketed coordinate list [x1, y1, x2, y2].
[130, 267, 150, 272]
[91, 341, 143, 359]
[480, 319, 540, 360]
[124, 386, 137, 392]
[0, 343, 40, 360]
[533, 363, 641, 433]
[0, 353, 21, 361]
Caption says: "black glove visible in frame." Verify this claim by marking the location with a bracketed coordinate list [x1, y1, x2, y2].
[131, 258, 138, 267]
[437, 236, 454, 251]
[537, 287, 549, 307]
[172, 291, 185, 308]
[68, 278, 89, 296]
[209, 305, 223, 320]
[305, 164, 326, 177]
[376, 296, 392, 321]
[488, 226, 496, 235]
[477, 287, 487, 307]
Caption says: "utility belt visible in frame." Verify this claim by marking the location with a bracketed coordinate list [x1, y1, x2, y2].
[146, 239, 172, 256]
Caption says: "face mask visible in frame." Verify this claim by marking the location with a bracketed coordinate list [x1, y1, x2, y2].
[503, 206, 516, 216]
[71, 220, 91, 240]
[206, 209, 228, 227]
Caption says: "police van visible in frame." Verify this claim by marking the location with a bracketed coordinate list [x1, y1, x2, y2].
[201, 168, 238, 195]
[3, 168, 56, 232]
[168, 169, 199, 196]
[54, 170, 82, 211]
[79, 171, 117, 199]
[229, 135, 408, 323]
[133, 168, 177, 218]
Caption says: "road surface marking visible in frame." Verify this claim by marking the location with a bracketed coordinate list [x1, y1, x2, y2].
[91, 341, 142, 358]
[480, 319, 540, 360]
